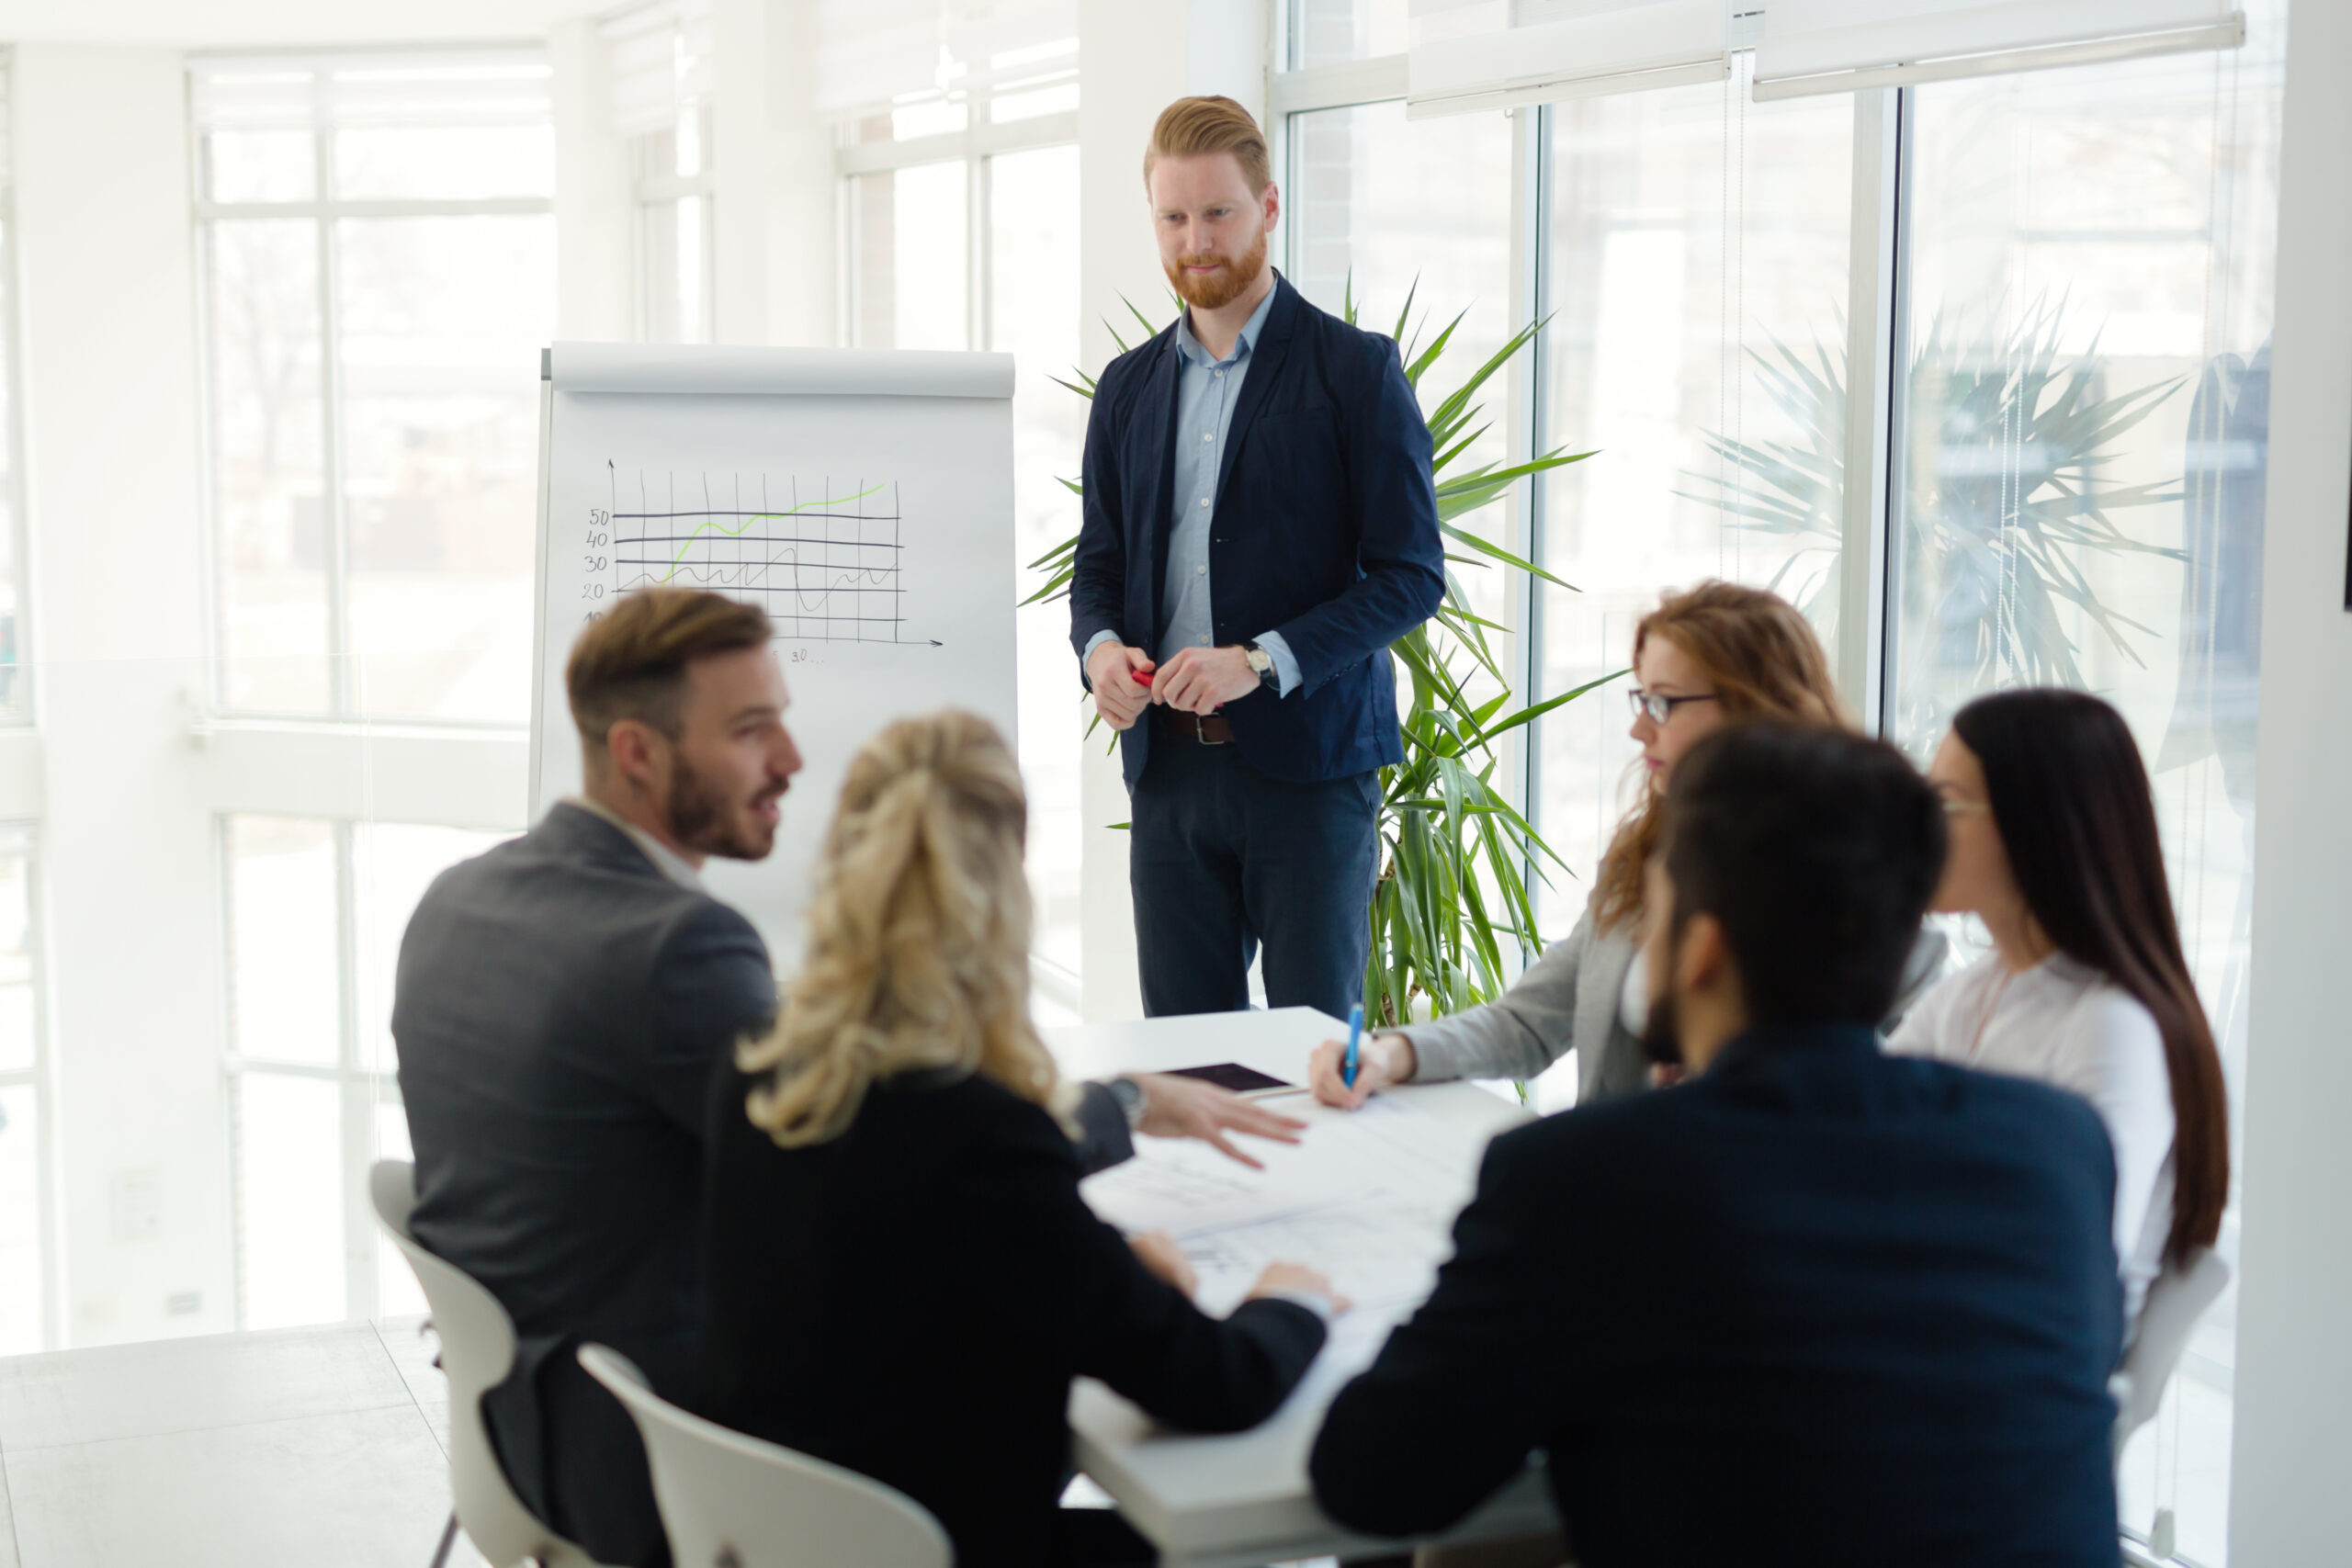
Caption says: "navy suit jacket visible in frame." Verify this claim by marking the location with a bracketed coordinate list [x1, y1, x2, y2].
[1069, 273, 1445, 785]
[1311, 1023, 2127, 1568]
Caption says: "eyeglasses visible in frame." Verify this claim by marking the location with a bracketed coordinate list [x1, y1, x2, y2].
[1626, 688, 1722, 726]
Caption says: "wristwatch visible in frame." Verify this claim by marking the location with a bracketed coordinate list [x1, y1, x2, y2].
[1242, 640, 1279, 693]
[1105, 1075, 1148, 1130]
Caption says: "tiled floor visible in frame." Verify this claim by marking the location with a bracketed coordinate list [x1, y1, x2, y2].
[0, 1316, 484, 1568]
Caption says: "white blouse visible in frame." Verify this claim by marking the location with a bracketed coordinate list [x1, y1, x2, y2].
[1887, 952, 2175, 1325]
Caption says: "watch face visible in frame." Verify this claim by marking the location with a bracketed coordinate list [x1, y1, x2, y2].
[1247, 648, 1272, 671]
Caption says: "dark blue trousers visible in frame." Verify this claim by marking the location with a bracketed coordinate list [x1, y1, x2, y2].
[1128, 732, 1381, 1019]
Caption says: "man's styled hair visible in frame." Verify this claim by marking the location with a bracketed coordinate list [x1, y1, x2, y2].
[566, 587, 772, 762]
[1143, 96, 1272, 194]
[1661, 724, 1946, 1026]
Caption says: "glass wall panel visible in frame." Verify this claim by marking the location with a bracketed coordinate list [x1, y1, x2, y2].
[1289, 0, 1408, 68]
[989, 144, 1085, 980]
[852, 164, 970, 352]
[334, 126, 555, 201]
[1287, 97, 1521, 687]
[224, 816, 340, 1067]
[0, 1082, 39, 1354]
[1532, 82, 1855, 1062]
[235, 1072, 345, 1329]
[206, 219, 333, 712]
[0, 845, 34, 1076]
[336, 213, 554, 723]
[1893, 17, 2286, 1561]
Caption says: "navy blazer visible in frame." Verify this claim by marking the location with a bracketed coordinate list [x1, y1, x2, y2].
[1311, 1023, 2127, 1568]
[1069, 273, 1445, 785]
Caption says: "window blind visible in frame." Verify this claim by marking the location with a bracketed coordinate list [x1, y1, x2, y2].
[812, 0, 1078, 119]
[1406, 0, 1729, 121]
[1748, 0, 2245, 100]
[600, 0, 715, 139]
[189, 48, 554, 132]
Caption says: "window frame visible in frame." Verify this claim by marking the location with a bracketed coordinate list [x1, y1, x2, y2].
[833, 96, 1085, 1020]
[1272, 6, 2260, 1563]
[0, 822, 57, 1351]
[188, 47, 557, 728]
[218, 814, 386, 1328]
[0, 46, 32, 728]
[631, 105, 718, 344]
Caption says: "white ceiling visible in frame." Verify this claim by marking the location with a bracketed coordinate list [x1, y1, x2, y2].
[0, 0, 611, 50]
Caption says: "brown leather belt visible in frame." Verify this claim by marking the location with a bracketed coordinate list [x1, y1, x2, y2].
[1154, 708, 1234, 745]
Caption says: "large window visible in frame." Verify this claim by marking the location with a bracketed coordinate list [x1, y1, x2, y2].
[224, 815, 507, 1328]
[1275, 1, 2285, 1560]
[1890, 39, 2284, 1566]
[840, 66, 1086, 1003]
[634, 107, 716, 344]
[0, 828, 49, 1353]
[1532, 79, 1856, 939]
[0, 51, 24, 722]
[192, 51, 558, 723]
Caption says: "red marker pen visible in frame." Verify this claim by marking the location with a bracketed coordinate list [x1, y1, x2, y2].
[1132, 670, 1155, 685]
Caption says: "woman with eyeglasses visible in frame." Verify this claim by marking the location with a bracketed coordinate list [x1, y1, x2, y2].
[1307, 580, 1947, 1109]
[1887, 689, 2230, 1326]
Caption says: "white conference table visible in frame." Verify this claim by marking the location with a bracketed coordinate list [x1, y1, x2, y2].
[1045, 1007, 1555, 1568]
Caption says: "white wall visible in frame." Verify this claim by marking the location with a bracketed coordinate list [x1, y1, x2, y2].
[1073, 0, 1270, 1022]
[15, 43, 233, 1346]
[2227, 0, 2352, 1557]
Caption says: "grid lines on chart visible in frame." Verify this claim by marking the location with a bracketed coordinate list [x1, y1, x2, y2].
[611, 468, 910, 644]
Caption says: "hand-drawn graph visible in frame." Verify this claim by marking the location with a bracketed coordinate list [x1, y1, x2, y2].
[608, 467, 935, 645]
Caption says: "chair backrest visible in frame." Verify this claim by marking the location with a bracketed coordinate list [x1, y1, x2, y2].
[577, 1344, 953, 1568]
[369, 1159, 607, 1568]
[2111, 1246, 2233, 1458]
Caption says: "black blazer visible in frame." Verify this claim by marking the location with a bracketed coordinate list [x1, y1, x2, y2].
[393, 806, 1144, 1565]
[394, 803, 779, 1566]
[696, 1064, 1328, 1568]
[1310, 1023, 2127, 1568]
[1069, 272, 1445, 786]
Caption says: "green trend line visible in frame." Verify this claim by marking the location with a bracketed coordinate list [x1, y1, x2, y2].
[658, 484, 890, 582]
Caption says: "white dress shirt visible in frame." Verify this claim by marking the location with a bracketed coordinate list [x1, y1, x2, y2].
[1887, 950, 2174, 1325]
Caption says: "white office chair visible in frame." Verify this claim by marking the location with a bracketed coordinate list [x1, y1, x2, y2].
[369, 1159, 615, 1568]
[2110, 1246, 2233, 1459]
[577, 1344, 953, 1568]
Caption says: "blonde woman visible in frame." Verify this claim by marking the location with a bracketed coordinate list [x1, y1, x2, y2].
[695, 711, 1338, 1568]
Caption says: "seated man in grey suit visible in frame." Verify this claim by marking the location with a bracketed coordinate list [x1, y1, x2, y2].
[395, 586, 1300, 1568]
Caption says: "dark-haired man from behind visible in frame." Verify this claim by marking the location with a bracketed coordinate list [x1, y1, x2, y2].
[1310, 725, 2126, 1567]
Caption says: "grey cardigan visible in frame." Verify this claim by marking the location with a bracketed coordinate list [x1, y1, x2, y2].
[1403, 907, 1951, 1102]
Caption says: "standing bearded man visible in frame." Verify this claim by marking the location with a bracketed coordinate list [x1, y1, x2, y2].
[1070, 96, 1444, 1019]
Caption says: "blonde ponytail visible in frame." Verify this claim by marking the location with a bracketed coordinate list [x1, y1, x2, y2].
[738, 710, 1065, 1146]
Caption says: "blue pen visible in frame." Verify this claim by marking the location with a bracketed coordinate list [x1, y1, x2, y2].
[1341, 1003, 1365, 1089]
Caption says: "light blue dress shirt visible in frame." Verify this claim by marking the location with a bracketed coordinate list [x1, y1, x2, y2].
[1082, 286, 1302, 698]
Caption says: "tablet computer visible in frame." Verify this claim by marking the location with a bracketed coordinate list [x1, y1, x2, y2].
[1159, 1062, 1297, 1098]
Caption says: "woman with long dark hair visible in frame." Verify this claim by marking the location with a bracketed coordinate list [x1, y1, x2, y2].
[1890, 689, 2230, 1327]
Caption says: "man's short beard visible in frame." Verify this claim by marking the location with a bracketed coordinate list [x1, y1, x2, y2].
[1166, 227, 1269, 311]
[665, 751, 775, 862]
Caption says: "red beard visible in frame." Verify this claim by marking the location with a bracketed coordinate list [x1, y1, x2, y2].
[1165, 229, 1268, 311]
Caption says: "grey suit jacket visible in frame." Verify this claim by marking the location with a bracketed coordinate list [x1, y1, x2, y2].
[1403, 905, 1950, 1102]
